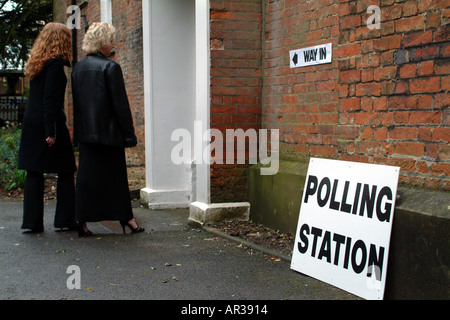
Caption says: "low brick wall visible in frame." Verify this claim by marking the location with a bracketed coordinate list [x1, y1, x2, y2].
[385, 186, 450, 299]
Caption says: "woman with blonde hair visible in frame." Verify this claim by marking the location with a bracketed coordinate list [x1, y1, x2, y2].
[72, 22, 144, 237]
[19, 23, 77, 233]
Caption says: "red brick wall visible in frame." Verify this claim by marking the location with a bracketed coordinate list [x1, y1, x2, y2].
[57, 0, 449, 198]
[110, 0, 145, 165]
[264, 0, 340, 161]
[210, 0, 263, 203]
[264, 0, 450, 190]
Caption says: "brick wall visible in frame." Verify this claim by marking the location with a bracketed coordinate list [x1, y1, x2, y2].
[264, 0, 340, 161]
[110, 0, 145, 166]
[57, 0, 449, 198]
[264, 0, 450, 191]
[210, 0, 263, 203]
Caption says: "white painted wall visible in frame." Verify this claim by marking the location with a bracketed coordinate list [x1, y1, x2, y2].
[142, 0, 249, 218]
[142, 0, 208, 208]
[194, 0, 211, 204]
[100, 0, 112, 24]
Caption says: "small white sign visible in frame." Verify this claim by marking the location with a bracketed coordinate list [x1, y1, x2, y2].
[291, 158, 400, 300]
[290, 43, 332, 68]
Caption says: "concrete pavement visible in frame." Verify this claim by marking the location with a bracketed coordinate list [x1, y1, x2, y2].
[0, 199, 357, 303]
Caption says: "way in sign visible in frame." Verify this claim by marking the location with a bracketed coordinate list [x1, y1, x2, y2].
[303, 47, 327, 62]
[290, 43, 333, 68]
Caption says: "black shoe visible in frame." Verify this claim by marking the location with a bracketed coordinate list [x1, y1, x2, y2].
[23, 228, 44, 234]
[120, 219, 145, 234]
[78, 228, 93, 238]
[57, 223, 80, 232]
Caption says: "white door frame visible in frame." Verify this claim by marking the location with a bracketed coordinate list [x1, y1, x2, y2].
[141, 0, 211, 209]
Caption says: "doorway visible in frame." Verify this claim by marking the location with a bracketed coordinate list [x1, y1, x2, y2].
[141, 0, 210, 208]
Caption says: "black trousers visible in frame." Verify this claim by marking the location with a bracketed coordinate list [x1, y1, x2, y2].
[22, 171, 76, 231]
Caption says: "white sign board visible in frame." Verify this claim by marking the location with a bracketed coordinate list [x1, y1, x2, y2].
[290, 43, 332, 68]
[291, 158, 400, 300]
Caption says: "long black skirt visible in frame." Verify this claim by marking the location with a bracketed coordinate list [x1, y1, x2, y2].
[75, 143, 133, 223]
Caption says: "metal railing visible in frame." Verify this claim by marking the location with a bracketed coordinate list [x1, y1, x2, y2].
[0, 96, 27, 124]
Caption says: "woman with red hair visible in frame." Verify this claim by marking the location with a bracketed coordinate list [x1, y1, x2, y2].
[19, 23, 77, 233]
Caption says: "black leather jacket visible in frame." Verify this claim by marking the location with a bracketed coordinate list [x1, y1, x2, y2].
[72, 53, 137, 148]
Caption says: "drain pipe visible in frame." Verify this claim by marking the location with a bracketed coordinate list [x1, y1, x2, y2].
[71, 0, 78, 66]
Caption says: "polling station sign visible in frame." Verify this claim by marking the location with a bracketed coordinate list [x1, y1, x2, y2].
[291, 158, 400, 300]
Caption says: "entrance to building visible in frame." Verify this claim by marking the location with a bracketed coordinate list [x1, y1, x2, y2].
[141, 0, 210, 209]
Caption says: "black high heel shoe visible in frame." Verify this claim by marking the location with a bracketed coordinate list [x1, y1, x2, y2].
[78, 224, 93, 238]
[120, 219, 145, 234]
[78, 229, 93, 238]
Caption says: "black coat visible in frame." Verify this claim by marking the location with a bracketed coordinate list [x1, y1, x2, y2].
[71, 53, 137, 148]
[18, 58, 76, 174]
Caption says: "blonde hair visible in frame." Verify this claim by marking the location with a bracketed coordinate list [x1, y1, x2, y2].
[25, 23, 72, 80]
[82, 22, 116, 54]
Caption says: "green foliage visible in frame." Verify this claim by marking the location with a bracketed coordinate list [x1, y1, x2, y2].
[0, 0, 53, 69]
[0, 122, 26, 191]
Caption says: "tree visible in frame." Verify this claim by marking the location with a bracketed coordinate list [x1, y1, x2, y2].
[0, 0, 53, 70]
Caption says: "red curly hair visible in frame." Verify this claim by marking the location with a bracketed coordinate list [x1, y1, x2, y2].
[25, 23, 72, 80]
